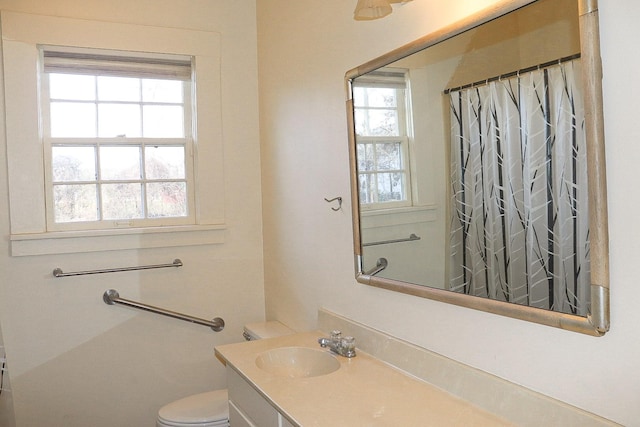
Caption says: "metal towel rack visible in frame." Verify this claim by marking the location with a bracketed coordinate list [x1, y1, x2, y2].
[53, 259, 183, 278]
[363, 233, 421, 247]
[103, 289, 225, 332]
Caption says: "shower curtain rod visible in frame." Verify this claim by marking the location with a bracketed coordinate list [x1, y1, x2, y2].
[444, 53, 581, 94]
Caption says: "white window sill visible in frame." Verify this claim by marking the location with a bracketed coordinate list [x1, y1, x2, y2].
[10, 224, 226, 256]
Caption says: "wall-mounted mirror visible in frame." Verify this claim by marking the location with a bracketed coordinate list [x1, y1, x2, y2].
[346, 0, 609, 335]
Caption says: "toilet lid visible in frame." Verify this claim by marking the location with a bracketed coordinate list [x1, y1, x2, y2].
[158, 390, 229, 424]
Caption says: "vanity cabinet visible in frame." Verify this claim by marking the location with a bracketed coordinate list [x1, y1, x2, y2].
[227, 365, 295, 427]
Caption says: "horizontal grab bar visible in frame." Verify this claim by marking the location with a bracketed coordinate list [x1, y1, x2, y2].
[54, 259, 183, 278]
[363, 233, 421, 247]
[103, 289, 224, 332]
[363, 257, 388, 276]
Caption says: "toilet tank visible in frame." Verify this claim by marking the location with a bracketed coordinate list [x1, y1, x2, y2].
[242, 321, 294, 341]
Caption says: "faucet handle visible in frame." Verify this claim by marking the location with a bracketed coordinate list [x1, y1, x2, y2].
[330, 330, 342, 340]
[341, 336, 356, 357]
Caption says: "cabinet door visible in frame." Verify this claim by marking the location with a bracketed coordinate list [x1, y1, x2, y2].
[229, 400, 256, 427]
[279, 415, 296, 427]
[227, 366, 279, 427]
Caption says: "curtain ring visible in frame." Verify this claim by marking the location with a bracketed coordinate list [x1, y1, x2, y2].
[324, 197, 342, 211]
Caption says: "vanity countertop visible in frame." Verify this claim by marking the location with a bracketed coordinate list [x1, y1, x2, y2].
[215, 331, 514, 426]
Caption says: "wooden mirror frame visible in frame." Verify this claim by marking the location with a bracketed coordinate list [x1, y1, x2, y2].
[345, 0, 609, 336]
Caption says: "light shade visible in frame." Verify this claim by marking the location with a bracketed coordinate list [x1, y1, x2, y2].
[353, 0, 392, 21]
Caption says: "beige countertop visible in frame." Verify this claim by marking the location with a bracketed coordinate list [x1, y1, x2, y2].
[215, 331, 514, 427]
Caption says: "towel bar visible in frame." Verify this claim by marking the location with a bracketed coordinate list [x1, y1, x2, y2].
[53, 259, 183, 278]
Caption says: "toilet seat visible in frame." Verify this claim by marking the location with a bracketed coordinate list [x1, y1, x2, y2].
[157, 322, 294, 427]
[157, 390, 229, 427]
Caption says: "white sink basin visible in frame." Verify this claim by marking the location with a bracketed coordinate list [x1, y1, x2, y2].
[255, 347, 340, 378]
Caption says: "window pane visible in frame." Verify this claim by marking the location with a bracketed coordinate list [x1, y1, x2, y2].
[376, 142, 402, 170]
[354, 109, 367, 136]
[52, 146, 96, 182]
[142, 79, 183, 103]
[147, 182, 187, 217]
[97, 76, 141, 102]
[353, 87, 365, 107]
[377, 172, 404, 202]
[366, 109, 399, 136]
[359, 174, 374, 204]
[366, 87, 397, 108]
[143, 105, 184, 137]
[50, 102, 96, 137]
[100, 146, 141, 180]
[98, 104, 141, 137]
[357, 144, 375, 172]
[49, 74, 96, 101]
[101, 183, 143, 219]
[53, 184, 98, 222]
[145, 146, 185, 179]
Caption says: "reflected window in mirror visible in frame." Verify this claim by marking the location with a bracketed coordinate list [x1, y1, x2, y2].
[353, 70, 414, 210]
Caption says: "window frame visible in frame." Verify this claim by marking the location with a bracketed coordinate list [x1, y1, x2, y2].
[2, 11, 226, 256]
[39, 49, 197, 231]
[352, 69, 414, 211]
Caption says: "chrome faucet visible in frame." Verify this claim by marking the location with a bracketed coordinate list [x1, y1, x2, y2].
[318, 330, 356, 358]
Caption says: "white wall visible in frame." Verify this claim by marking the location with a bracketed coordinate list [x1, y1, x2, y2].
[258, 1, 640, 426]
[0, 0, 264, 426]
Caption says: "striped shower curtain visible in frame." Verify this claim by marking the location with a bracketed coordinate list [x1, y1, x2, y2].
[448, 59, 590, 315]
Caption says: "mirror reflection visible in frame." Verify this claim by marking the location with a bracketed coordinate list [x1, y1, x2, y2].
[351, 0, 594, 317]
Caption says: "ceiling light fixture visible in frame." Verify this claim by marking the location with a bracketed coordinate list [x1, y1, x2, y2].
[354, 0, 413, 21]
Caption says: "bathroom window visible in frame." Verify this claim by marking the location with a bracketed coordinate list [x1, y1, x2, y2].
[4, 13, 225, 255]
[40, 47, 196, 231]
[353, 69, 413, 210]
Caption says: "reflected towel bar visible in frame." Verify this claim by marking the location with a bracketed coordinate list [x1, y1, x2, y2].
[363, 234, 421, 247]
[103, 289, 225, 332]
[53, 259, 183, 278]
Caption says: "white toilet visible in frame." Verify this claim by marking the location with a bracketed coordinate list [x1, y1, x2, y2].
[157, 321, 294, 427]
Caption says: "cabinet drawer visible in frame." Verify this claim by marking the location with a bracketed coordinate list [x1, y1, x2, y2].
[227, 365, 279, 427]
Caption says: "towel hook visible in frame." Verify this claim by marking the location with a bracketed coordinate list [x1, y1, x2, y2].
[324, 196, 342, 211]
